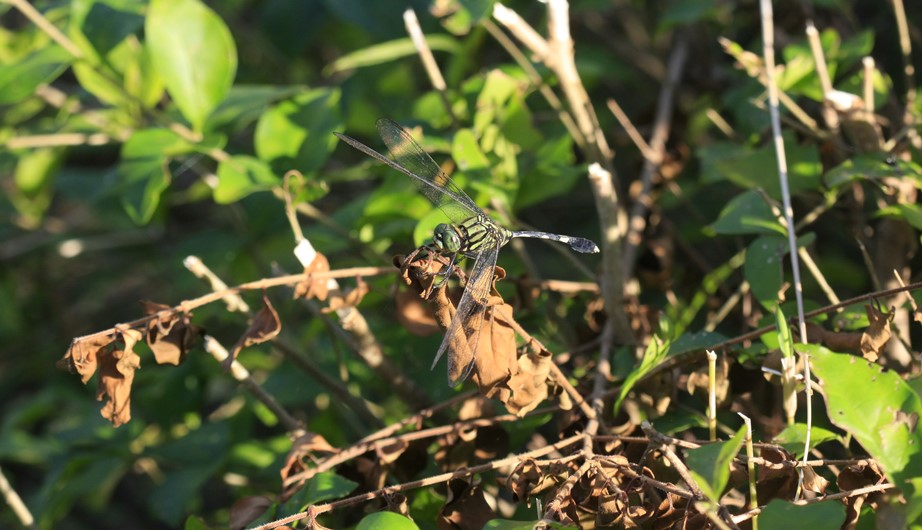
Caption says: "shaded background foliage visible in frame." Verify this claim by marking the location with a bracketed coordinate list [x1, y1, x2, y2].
[2, 0, 922, 528]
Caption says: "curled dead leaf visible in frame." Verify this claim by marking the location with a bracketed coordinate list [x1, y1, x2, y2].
[323, 276, 369, 314]
[225, 295, 282, 370]
[438, 479, 495, 530]
[860, 304, 893, 362]
[96, 340, 141, 427]
[229, 495, 273, 530]
[294, 252, 330, 301]
[57, 334, 114, 383]
[395, 289, 439, 336]
[143, 301, 201, 366]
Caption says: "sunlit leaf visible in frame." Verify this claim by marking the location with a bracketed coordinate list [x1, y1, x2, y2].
[356, 511, 421, 530]
[214, 155, 278, 203]
[0, 46, 72, 104]
[326, 36, 460, 74]
[710, 189, 784, 235]
[254, 87, 342, 175]
[146, 0, 237, 131]
[686, 425, 746, 501]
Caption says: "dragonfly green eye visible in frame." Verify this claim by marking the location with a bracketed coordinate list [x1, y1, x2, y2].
[433, 223, 461, 252]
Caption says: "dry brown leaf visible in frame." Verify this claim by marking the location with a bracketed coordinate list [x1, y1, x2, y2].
[294, 253, 330, 301]
[57, 334, 114, 383]
[226, 295, 282, 370]
[324, 277, 370, 313]
[395, 289, 439, 336]
[374, 439, 409, 465]
[96, 340, 140, 427]
[801, 464, 829, 494]
[229, 495, 273, 530]
[280, 432, 339, 485]
[143, 301, 201, 366]
[438, 479, 495, 530]
[860, 305, 893, 362]
[755, 445, 799, 503]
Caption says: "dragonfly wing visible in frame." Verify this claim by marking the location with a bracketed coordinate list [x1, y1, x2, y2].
[432, 242, 499, 386]
[375, 119, 485, 226]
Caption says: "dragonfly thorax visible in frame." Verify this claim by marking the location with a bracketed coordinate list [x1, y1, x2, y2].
[433, 223, 463, 253]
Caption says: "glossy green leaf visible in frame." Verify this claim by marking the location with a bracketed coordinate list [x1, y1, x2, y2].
[809, 344, 922, 518]
[710, 189, 784, 235]
[686, 426, 746, 501]
[117, 128, 195, 223]
[356, 511, 421, 530]
[771, 423, 839, 458]
[326, 36, 460, 74]
[758, 499, 845, 530]
[254, 87, 342, 175]
[72, 61, 130, 107]
[0, 46, 72, 104]
[214, 155, 279, 203]
[146, 0, 237, 131]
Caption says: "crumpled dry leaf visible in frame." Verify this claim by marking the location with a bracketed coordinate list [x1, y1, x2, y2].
[97, 328, 142, 427]
[438, 479, 495, 530]
[229, 495, 273, 530]
[860, 305, 893, 362]
[323, 276, 369, 314]
[57, 334, 114, 383]
[395, 289, 439, 336]
[225, 295, 282, 370]
[802, 464, 829, 494]
[802, 305, 892, 362]
[280, 432, 339, 499]
[755, 445, 799, 503]
[143, 301, 201, 366]
[294, 252, 330, 301]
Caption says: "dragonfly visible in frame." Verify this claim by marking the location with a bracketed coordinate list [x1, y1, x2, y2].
[335, 118, 599, 386]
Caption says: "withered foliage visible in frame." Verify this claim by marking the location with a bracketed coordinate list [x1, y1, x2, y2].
[226, 295, 282, 369]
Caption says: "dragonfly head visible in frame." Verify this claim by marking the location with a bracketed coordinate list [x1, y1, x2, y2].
[433, 223, 462, 253]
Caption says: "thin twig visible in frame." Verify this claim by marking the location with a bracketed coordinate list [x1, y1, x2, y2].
[622, 35, 689, 278]
[760, 0, 811, 496]
[0, 466, 36, 530]
[255, 433, 586, 529]
[204, 336, 303, 432]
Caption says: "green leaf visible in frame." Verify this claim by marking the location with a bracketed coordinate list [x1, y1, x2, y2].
[757, 499, 845, 530]
[824, 154, 922, 189]
[686, 426, 747, 501]
[117, 128, 195, 223]
[668, 331, 727, 357]
[254, 87, 342, 175]
[208, 85, 304, 131]
[69, 0, 144, 62]
[809, 345, 922, 517]
[0, 46, 72, 105]
[146, 0, 237, 131]
[516, 134, 582, 210]
[214, 155, 279, 203]
[744, 235, 786, 310]
[615, 335, 670, 413]
[710, 136, 821, 198]
[452, 128, 490, 172]
[775, 305, 793, 359]
[771, 423, 839, 458]
[326, 36, 460, 74]
[10, 147, 65, 225]
[356, 511, 421, 530]
[710, 189, 785, 235]
[878, 204, 922, 232]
